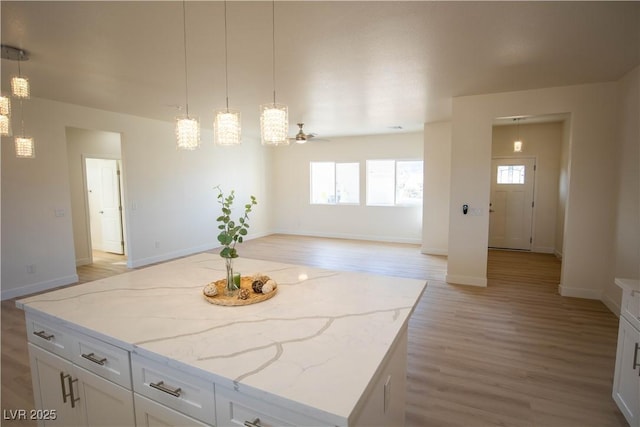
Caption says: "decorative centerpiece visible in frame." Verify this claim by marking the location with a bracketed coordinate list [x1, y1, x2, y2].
[215, 186, 257, 296]
[202, 188, 279, 306]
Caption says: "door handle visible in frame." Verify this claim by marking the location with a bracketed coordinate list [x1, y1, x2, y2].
[99, 210, 104, 214]
[67, 375, 80, 408]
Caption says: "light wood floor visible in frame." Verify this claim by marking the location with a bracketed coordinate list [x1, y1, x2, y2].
[1, 236, 626, 427]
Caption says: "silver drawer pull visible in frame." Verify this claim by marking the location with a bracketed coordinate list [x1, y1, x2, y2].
[633, 343, 639, 371]
[149, 380, 182, 397]
[33, 330, 54, 341]
[244, 418, 262, 427]
[81, 352, 107, 365]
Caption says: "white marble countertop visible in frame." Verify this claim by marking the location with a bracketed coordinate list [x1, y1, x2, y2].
[615, 277, 640, 292]
[18, 253, 427, 425]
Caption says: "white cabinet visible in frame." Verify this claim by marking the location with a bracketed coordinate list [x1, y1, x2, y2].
[28, 343, 83, 426]
[26, 314, 135, 427]
[613, 278, 640, 427]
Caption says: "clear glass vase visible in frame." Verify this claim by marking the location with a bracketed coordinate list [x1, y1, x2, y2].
[225, 257, 239, 296]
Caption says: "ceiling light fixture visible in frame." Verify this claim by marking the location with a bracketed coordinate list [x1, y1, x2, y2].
[260, 0, 288, 146]
[1, 45, 30, 99]
[2, 45, 31, 99]
[513, 118, 523, 153]
[14, 98, 34, 158]
[0, 95, 11, 136]
[214, 1, 241, 146]
[175, 1, 200, 150]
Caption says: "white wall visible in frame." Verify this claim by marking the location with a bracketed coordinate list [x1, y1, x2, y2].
[422, 121, 451, 255]
[491, 121, 563, 254]
[602, 66, 640, 315]
[271, 132, 423, 243]
[447, 82, 619, 298]
[1, 97, 272, 299]
[66, 127, 122, 266]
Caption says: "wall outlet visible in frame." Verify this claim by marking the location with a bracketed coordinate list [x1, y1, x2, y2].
[469, 207, 484, 216]
[154, 241, 160, 249]
[26, 264, 36, 274]
[54, 208, 66, 217]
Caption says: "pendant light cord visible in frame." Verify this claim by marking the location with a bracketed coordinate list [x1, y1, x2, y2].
[272, 0, 276, 105]
[182, 0, 190, 117]
[224, 1, 230, 111]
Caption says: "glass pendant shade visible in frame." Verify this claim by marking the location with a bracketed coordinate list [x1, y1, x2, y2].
[11, 76, 30, 99]
[0, 96, 11, 116]
[15, 136, 35, 158]
[260, 103, 289, 146]
[513, 140, 523, 152]
[175, 116, 200, 150]
[214, 109, 241, 146]
[0, 115, 11, 136]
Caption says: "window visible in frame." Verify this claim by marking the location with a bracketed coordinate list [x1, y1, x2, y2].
[310, 162, 359, 204]
[497, 165, 525, 184]
[366, 160, 423, 206]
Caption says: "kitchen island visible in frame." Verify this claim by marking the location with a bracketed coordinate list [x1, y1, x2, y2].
[18, 253, 427, 426]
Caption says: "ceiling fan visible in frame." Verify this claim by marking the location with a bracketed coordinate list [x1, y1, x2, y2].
[289, 123, 322, 144]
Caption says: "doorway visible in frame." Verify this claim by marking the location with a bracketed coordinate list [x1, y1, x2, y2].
[488, 157, 536, 250]
[85, 157, 125, 255]
[66, 126, 127, 267]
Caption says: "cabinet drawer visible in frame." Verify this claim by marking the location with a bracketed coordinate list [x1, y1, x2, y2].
[71, 333, 131, 389]
[134, 394, 210, 427]
[215, 385, 324, 427]
[132, 354, 215, 425]
[622, 288, 640, 330]
[26, 315, 71, 359]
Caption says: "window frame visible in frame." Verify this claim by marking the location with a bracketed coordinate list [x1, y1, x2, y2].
[309, 161, 360, 205]
[366, 159, 424, 207]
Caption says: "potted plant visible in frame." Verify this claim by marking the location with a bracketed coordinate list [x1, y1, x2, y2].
[215, 186, 257, 295]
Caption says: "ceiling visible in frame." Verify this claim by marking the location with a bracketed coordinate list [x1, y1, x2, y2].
[1, 1, 639, 140]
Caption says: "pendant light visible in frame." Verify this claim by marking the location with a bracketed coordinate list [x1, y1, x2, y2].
[15, 99, 34, 158]
[9, 48, 30, 99]
[260, 0, 289, 146]
[214, 1, 241, 146]
[0, 95, 11, 136]
[175, 1, 200, 150]
[513, 118, 523, 153]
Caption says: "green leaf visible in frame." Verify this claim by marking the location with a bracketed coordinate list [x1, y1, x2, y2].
[239, 228, 248, 236]
[228, 221, 235, 229]
[220, 247, 231, 258]
[216, 215, 225, 222]
[238, 236, 244, 243]
[218, 224, 225, 229]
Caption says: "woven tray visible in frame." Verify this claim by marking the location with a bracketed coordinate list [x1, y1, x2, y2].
[203, 276, 277, 306]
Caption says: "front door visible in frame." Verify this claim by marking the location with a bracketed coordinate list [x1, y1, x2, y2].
[489, 157, 536, 250]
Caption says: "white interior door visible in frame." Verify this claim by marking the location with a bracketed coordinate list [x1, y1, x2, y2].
[489, 158, 536, 250]
[86, 158, 124, 254]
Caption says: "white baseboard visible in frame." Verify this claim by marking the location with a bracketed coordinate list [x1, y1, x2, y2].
[128, 232, 271, 268]
[554, 249, 563, 259]
[1, 274, 79, 300]
[76, 257, 91, 267]
[273, 230, 422, 245]
[532, 246, 555, 254]
[601, 293, 621, 317]
[445, 274, 487, 287]
[421, 247, 448, 256]
[558, 284, 602, 300]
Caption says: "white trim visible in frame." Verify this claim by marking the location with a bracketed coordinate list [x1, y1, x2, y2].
[532, 246, 555, 254]
[273, 230, 422, 245]
[421, 247, 448, 256]
[445, 274, 487, 287]
[1, 274, 79, 300]
[558, 284, 602, 300]
[601, 293, 621, 317]
[75, 257, 91, 267]
[554, 249, 563, 259]
[127, 232, 272, 268]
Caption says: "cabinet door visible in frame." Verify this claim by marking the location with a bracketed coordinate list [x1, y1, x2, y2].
[28, 343, 83, 427]
[134, 394, 210, 427]
[74, 365, 135, 426]
[613, 316, 640, 426]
